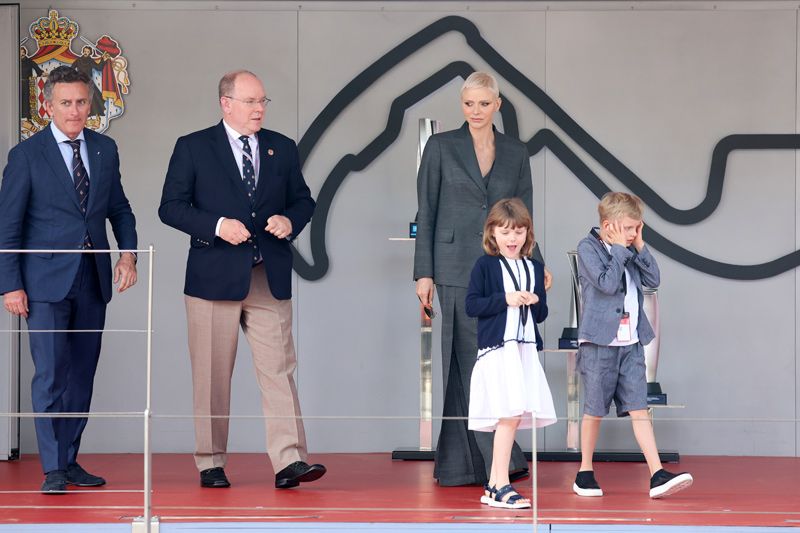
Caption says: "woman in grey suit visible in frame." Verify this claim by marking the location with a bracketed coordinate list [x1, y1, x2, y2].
[414, 72, 551, 486]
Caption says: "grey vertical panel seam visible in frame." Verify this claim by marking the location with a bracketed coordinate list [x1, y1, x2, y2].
[793, 5, 799, 458]
[296, 7, 301, 386]
[542, 7, 549, 453]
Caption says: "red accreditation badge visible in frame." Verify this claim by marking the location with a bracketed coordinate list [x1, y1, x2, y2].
[616, 312, 632, 342]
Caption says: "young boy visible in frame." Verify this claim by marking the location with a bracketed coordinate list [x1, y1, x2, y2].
[573, 192, 692, 499]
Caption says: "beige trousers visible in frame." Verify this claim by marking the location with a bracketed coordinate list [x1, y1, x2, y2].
[184, 264, 307, 472]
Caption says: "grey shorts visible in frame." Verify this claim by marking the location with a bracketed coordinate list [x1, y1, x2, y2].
[577, 342, 648, 417]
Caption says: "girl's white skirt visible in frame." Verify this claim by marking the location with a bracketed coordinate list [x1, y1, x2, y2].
[468, 341, 557, 432]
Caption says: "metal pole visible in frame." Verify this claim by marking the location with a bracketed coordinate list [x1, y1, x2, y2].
[531, 414, 538, 533]
[143, 245, 154, 533]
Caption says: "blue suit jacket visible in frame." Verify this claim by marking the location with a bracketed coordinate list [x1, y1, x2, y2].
[576, 229, 660, 346]
[0, 125, 137, 303]
[465, 255, 548, 352]
[158, 122, 315, 301]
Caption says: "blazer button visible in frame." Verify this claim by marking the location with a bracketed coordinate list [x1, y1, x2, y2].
[251, 212, 256, 218]
[616, 308, 621, 314]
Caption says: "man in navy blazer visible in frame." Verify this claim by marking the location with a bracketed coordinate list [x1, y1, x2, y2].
[0, 66, 138, 493]
[159, 70, 323, 490]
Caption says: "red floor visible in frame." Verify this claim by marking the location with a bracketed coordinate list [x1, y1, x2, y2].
[0, 453, 798, 527]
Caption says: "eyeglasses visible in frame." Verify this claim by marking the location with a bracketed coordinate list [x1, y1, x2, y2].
[223, 96, 271, 108]
[423, 305, 436, 319]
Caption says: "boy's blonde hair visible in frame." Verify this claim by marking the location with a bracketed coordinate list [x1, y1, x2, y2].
[483, 198, 534, 257]
[461, 71, 500, 98]
[598, 192, 644, 223]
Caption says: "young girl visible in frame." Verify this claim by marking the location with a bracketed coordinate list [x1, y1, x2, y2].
[465, 198, 557, 509]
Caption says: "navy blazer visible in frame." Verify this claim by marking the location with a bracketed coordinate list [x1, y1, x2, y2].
[465, 254, 548, 351]
[576, 229, 660, 346]
[159, 122, 315, 301]
[0, 125, 137, 303]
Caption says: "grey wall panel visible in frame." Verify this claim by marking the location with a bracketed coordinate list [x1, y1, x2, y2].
[6, 2, 799, 457]
[795, 8, 799, 458]
[296, 10, 546, 451]
[544, 9, 797, 454]
[17, 6, 299, 454]
[0, 3, 20, 461]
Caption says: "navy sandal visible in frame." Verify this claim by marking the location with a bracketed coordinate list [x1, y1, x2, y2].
[489, 484, 531, 509]
[480, 483, 496, 505]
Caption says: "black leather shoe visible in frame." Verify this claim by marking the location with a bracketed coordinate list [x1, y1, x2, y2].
[275, 461, 326, 489]
[200, 467, 231, 488]
[41, 470, 68, 494]
[66, 463, 106, 487]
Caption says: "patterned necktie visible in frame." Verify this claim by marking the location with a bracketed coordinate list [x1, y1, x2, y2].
[66, 139, 92, 248]
[239, 135, 257, 204]
[67, 140, 89, 212]
[239, 135, 260, 264]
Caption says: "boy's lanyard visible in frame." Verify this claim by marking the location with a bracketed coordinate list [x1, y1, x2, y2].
[499, 256, 531, 326]
[591, 228, 628, 315]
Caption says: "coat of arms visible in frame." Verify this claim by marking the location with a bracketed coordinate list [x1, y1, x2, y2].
[19, 9, 130, 140]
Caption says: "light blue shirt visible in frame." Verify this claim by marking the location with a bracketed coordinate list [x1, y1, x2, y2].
[50, 122, 90, 180]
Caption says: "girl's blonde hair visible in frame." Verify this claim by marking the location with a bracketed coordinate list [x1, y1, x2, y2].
[482, 198, 534, 257]
[598, 192, 644, 223]
[461, 71, 500, 98]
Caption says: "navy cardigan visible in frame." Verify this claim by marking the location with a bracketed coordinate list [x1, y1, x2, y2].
[465, 254, 548, 352]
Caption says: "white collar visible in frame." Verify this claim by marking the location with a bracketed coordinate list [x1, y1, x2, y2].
[50, 122, 86, 144]
[222, 120, 256, 144]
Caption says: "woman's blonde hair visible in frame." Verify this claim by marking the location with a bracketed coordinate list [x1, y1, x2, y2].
[598, 192, 644, 223]
[461, 71, 500, 98]
[482, 198, 534, 257]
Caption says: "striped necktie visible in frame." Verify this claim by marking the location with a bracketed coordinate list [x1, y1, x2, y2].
[66, 139, 92, 248]
[239, 135, 260, 264]
[239, 135, 257, 204]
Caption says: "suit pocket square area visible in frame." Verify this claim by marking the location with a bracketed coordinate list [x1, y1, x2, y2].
[434, 228, 454, 243]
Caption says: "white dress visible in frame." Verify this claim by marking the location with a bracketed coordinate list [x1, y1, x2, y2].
[468, 257, 558, 432]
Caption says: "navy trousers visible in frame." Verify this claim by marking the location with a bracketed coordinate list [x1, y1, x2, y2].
[26, 255, 106, 473]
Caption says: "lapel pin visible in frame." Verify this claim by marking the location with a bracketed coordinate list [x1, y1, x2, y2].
[267, 148, 274, 156]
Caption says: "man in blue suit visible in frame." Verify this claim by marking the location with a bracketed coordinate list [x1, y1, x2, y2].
[159, 70, 323, 490]
[0, 66, 138, 493]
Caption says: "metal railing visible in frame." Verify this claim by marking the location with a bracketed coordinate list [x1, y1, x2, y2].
[0, 246, 155, 532]
[0, 247, 798, 532]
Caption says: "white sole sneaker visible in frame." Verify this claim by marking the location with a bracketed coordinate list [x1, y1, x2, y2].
[572, 482, 603, 497]
[649, 473, 693, 499]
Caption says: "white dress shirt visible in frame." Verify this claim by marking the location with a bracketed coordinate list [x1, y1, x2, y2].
[216, 120, 260, 237]
[50, 122, 90, 180]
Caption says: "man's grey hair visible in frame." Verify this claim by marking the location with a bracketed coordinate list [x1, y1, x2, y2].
[43, 65, 93, 102]
[218, 70, 257, 99]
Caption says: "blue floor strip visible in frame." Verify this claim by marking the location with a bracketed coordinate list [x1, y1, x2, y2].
[0, 523, 791, 532]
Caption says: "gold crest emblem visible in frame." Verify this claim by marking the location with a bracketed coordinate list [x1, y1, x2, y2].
[19, 10, 130, 140]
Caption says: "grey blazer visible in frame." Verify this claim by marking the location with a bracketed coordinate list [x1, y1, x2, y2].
[576, 230, 660, 346]
[414, 122, 532, 288]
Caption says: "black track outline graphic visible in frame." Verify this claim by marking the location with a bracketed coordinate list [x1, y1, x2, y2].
[295, 15, 800, 281]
